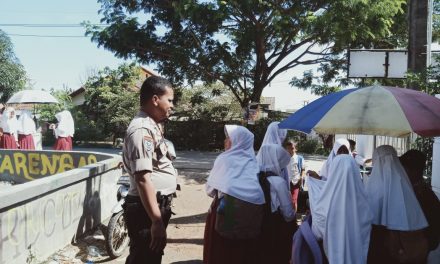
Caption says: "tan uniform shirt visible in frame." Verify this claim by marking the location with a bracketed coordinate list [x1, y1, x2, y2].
[123, 111, 177, 196]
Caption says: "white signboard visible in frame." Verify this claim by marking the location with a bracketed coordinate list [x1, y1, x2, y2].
[388, 51, 408, 78]
[348, 50, 408, 78]
[349, 51, 386, 78]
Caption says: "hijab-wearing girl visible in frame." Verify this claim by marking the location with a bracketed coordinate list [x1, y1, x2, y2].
[319, 138, 351, 179]
[308, 155, 373, 264]
[0, 107, 19, 149]
[256, 122, 289, 187]
[258, 143, 297, 264]
[51, 110, 74, 150]
[17, 111, 36, 150]
[366, 145, 429, 263]
[203, 125, 264, 264]
[306, 138, 351, 181]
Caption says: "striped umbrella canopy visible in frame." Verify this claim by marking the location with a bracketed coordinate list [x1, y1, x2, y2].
[279, 86, 440, 137]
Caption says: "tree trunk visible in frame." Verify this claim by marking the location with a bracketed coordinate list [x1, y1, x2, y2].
[407, 0, 428, 90]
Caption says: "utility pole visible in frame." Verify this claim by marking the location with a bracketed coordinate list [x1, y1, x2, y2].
[407, 0, 429, 90]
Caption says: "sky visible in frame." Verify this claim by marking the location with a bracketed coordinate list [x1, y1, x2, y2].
[0, 0, 319, 111]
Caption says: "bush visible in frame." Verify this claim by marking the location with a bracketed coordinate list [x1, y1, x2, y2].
[165, 120, 240, 151]
[297, 139, 321, 154]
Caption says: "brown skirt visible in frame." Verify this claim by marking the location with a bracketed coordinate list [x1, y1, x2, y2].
[18, 134, 35, 150]
[0, 133, 18, 149]
[54, 136, 72, 151]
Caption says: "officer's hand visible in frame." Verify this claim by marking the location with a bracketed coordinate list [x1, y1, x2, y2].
[150, 220, 167, 253]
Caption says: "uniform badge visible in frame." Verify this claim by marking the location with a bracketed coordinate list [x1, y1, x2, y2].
[144, 136, 153, 152]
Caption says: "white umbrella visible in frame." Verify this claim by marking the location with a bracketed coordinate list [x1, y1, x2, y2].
[7, 90, 59, 104]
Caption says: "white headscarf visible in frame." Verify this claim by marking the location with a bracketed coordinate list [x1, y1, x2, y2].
[206, 125, 265, 205]
[365, 145, 428, 231]
[0, 107, 18, 134]
[55, 110, 75, 137]
[309, 155, 373, 264]
[320, 138, 351, 179]
[258, 144, 292, 176]
[256, 122, 289, 186]
[18, 111, 36, 135]
[258, 144, 295, 220]
[260, 122, 287, 146]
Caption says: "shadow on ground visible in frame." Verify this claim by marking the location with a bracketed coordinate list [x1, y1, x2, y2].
[178, 169, 210, 184]
[170, 212, 208, 225]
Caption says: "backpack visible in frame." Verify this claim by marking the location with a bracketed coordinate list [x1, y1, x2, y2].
[215, 194, 264, 239]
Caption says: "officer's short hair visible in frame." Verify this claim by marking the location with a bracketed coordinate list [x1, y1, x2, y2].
[140, 76, 173, 106]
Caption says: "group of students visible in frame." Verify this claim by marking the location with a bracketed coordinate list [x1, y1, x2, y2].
[0, 104, 75, 151]
[202, 123, 440, 264]
[0, 105, 37, 149]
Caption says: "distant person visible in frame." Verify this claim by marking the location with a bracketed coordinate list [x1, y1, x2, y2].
[204, 125, 265, 264]
[258, 144, 297, 264]
[122, 76, 177, 264]
[400, 150, 440, 252]
[307, 155, 373, 263]
[284, 140, 305, 211]
[366, 145, 429, 264]
[256, 122, 289, 187]
[0, 107, 18, 149]
[348, 139, 372, 166]
[307, 138, 351, 180]
[50, 110, 74, 150]
[17, 111, 36, 150]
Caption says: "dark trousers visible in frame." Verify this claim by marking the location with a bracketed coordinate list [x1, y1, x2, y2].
[123, 195, 172, 264]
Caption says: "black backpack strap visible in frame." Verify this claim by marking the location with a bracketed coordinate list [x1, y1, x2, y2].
[259, 171, 276, 213]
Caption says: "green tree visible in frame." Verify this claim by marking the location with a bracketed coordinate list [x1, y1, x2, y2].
[0, 30, 27, 103]
[86, 0, 405, 107]
[80, 63, 141, 142]
[174, 82, 242, 121]
[292, 1, 409, 96]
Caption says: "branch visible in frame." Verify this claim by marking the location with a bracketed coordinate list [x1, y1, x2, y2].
[267, 41, 321, 82]
[267, 36, 316, 73]
[127, 44, 173, 59]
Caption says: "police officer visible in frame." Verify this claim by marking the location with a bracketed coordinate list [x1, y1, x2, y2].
[122, 76, 176, 264]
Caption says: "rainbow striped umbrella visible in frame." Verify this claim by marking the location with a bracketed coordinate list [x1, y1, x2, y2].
[279, 86, 440, 137]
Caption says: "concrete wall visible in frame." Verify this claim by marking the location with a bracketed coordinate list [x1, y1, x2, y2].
[0, 150, 122, 264]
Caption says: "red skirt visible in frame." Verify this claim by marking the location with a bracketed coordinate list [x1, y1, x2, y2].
[0, 133, 18, 149]
[18, 134, 35, 150]
[203, 196, 259, 264]
[54, 136, 72, 151]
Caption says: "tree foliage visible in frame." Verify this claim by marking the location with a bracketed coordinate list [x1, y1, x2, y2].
[173, 82, 242, 121]
[86, 0, 405, 107]
[80, 63, 141, 141]
[0, 30, 27, 103]
[37, 89, 74, 122]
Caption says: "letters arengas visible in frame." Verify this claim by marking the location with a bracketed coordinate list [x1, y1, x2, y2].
[0, 151, 98, 181]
